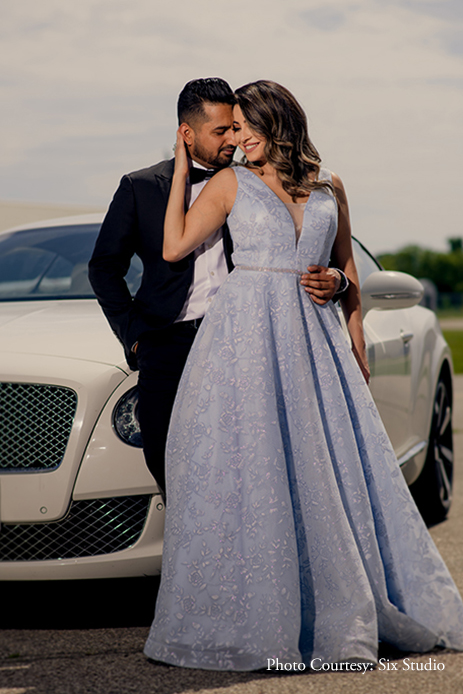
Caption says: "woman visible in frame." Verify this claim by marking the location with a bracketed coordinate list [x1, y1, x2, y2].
[144, 81, 463, 670]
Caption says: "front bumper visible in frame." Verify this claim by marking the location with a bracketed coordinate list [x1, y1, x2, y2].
[0, 493, 165, 580]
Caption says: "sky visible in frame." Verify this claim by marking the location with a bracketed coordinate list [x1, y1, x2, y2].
[1, 0, 462, 254]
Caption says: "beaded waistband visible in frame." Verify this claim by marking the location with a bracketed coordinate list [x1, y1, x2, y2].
[236, 265, 303, 276]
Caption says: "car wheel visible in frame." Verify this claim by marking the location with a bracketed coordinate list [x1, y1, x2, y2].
[409, 373, 453, 526]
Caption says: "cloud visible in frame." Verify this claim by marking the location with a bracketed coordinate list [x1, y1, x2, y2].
[0, 0, 462, 253]
[398, 0, 463, 23]
[299, 7, 348, 32]
[440, 28, 463, 55]
[380, 0, 463, 56]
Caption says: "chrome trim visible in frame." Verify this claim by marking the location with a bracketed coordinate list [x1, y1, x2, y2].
[370, 291, 422, 300]
[400, 330, 414, 344]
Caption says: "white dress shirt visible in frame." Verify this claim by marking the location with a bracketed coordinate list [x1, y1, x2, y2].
[175, 164, 229, 323]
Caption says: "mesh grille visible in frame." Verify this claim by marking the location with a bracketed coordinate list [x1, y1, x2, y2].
[0, 496, 151, 561]
[0, 382, 77, 471]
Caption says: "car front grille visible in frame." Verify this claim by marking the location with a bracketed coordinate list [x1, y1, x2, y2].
[0, 382, 77, 471]
[0, 496, 151, 561]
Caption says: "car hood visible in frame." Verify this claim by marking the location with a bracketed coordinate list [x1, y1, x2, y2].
[0, 299, 129, 370]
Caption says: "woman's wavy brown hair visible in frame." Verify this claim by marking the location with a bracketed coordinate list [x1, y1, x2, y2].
[234, 80, 332, 200]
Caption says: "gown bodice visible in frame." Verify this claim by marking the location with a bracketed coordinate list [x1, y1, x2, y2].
[228, 166, 338, 272]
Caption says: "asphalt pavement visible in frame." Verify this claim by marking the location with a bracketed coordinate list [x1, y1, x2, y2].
[1, 378, 463, 694]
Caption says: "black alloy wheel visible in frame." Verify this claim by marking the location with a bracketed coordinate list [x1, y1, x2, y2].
[409, 374, 453, 526]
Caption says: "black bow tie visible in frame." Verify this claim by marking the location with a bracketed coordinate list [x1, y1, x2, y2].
[188, 167, 219, 184]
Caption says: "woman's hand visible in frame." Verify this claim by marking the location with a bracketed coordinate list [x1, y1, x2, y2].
[173, 128, 190, 179]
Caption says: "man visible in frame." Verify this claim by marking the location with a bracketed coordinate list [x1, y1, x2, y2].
[89, 78, 344, 495]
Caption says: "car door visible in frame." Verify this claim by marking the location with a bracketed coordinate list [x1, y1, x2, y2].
[352, 240, 414, 457]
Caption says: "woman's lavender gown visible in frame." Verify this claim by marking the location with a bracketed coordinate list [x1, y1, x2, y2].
[144, 167, 463, 670]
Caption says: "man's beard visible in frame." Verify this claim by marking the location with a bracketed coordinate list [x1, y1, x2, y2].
[190, 142, 235, 169]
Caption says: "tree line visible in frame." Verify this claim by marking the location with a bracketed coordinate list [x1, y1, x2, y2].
[377, 238, 463, 294]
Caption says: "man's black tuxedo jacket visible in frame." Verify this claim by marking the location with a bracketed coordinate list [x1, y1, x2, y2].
[88, 159, 234, 365]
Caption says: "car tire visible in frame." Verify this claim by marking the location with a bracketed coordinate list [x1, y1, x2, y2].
[409, 372, 453, 526]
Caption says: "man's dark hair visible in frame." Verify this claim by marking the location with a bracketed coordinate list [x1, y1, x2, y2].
[177, 78, 236, 126]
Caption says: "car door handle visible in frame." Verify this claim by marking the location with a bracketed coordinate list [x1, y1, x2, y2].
[400, 330, 414, 344]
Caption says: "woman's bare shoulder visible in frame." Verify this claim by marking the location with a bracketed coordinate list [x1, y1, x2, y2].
[196, 167, 238, 215]
[204, 167, 237, 200]
[213, 167, 239, 183]
[330, 172, 349, 203]
[330, 171, 346, 190]
[200, 166, 238, 191]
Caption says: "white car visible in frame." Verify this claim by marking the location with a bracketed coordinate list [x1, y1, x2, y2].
[0, 215, 453, 580]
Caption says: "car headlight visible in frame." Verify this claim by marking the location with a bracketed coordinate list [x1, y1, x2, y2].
[113, 387, 143, 447]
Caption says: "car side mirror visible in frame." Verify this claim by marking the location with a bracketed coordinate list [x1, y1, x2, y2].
[361, 271, 424, 314]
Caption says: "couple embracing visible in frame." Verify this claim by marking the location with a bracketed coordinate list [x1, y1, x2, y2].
[90, 78, 463, 671]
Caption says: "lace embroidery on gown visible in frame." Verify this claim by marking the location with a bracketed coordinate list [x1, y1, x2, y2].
[144, 166, 463, 671]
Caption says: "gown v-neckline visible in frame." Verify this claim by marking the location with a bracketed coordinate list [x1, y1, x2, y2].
[243, 167, 314, 249]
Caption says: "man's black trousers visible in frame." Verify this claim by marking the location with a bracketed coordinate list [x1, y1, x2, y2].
[135, 321, 202, 494]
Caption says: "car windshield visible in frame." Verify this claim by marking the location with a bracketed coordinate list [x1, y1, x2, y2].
[352, 237, 382, 286]
[0, 223, 142, 301]
[0, 225, 381, 303]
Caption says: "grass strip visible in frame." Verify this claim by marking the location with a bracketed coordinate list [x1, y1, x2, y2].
[442, 331, 463, 374]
